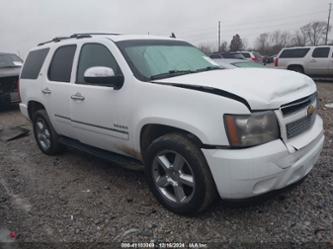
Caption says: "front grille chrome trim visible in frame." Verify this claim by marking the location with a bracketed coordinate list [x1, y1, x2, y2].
[286, 115, 316, 139]
[281, 93, 316, 116]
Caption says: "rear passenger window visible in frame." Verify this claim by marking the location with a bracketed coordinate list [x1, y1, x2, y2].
[21, 48, 49, 79]
[312, 47, 330, 58]
[279, 48, 310, 58]
[48, 45, 76, 82]
[76, 43, 122, 84]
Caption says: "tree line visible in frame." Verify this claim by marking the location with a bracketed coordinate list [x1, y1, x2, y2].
[199, 21, 331, 56]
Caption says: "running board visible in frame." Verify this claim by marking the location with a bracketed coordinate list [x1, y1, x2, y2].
[58, 136, 144, 171]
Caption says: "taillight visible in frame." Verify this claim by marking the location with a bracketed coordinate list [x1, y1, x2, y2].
[274, 58, 279, 67]
[17, 79, 21, 102]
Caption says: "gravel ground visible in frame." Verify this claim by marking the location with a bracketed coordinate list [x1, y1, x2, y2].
[0, 82, 332, 246]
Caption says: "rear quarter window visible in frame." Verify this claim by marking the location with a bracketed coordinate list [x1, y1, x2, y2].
[48, 45, 76, 83]
[21, 48, 49, 79]
[279, 48, 310, 58]
[312, 47, 330, 58]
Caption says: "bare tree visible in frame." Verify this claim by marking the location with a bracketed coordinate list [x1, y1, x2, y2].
[300, 21, 331, 46]
[269, 30, 291, 54]
[270, 31, 291, 48]
[255, 33, 270, 52]
[198, 44, 214, 55]
[242, 38, 248, 50]
[219, 41, 228, 52]
[291, 30, 307, 46]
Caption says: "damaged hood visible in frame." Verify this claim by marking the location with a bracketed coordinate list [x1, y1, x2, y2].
[154, 68, 317, 110]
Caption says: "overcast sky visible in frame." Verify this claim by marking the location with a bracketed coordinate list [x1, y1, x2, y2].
[0, 0, 330, 58]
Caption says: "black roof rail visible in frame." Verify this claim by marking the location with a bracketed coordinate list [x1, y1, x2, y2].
[38, 33, 120, 46]
[38, 36, 71, 46]
[71, 32, 121, 37]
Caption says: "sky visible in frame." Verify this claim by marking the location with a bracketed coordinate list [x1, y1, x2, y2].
[0, 0, 331, 58]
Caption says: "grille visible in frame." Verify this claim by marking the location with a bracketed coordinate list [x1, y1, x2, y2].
[281, 94, 316, 116]
[286, 114, 316, 139]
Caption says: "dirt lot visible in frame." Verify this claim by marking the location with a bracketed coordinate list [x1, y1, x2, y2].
[0, 82, 332, 245]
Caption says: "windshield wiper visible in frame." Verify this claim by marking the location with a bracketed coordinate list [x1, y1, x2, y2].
[150, 70, 195, 80]
[195, 66, 222, 73]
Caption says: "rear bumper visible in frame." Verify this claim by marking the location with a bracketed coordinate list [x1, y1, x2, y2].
[19, 103, 29, 119]
[202, 120, 324, 199]
[0, 92, 19, 105]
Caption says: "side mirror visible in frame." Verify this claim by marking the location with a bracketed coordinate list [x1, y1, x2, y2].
[84, 66, 124, 89]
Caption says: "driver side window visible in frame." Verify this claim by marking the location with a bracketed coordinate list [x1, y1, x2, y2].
[76, 43, 122, 84]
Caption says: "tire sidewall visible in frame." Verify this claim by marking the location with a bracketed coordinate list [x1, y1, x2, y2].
[290, 66, 304, 74]
[33, 110, 60, 155]
[144, 134, 212, 214]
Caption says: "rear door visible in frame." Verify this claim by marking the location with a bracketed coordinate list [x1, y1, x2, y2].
[43, 45, 77, 137]
[307, 47, 330, 75]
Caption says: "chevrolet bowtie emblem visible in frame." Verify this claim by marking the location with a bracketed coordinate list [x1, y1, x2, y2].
[307, 105, 316, 117]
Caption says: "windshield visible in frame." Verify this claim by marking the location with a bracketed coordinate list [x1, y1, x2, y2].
[117, 40, 220, 81]
[232, 61, 265, 68]
[0, 54, 23, 68]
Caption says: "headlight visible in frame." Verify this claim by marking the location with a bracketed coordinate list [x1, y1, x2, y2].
[224, 111, 280, 147]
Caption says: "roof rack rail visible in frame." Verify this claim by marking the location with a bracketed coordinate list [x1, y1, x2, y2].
[71, 32, 121, 37]
[38, 33, 120, 46]
[38, 36, 71, 46]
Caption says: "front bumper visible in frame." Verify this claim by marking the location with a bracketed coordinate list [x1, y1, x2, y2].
[202, 116, 324, 199]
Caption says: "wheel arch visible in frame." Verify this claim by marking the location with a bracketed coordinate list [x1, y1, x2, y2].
[139, 122, 206, 155]
[287, 64, 304, 72]
[27, 100, 46, 120]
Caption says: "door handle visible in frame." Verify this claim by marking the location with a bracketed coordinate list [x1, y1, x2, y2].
[41, 88, 52, 95]
[310, 59, 317, 63]
[71, 93, 85, 101]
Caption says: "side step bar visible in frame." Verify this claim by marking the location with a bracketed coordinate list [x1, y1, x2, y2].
[58, 136, 144, 171]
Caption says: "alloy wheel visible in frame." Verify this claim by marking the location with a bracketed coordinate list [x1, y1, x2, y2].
[152, 150, 195, 204]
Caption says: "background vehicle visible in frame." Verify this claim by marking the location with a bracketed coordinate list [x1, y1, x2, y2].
[19, 34, 324, 215]
[239, 51, 263, 63]
[0, 53, 23, 108]
[275, 46, 333, 76]
[263, 55, 275, 65]
[213, 58, 266, 69]
[210, 52, 246, 60]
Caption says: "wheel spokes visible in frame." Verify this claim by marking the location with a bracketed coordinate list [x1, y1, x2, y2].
[173, 185, 186, 203]
[173, 153, 185, 171]
[157, 155, 171, 170]
[37, 121, 44, 132]
[153, 150, 195, 204]
[179, 173, 194, 187]
[44, 129, 51, 139]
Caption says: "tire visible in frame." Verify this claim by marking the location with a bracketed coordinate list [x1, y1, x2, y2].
[288, 65, 304, 74]
[144, 133, 217, 215]
[32, 109, 63, 155]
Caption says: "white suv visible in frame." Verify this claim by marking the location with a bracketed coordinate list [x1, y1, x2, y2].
[19, 33, 324, 214]
[275, 46, 333, 76]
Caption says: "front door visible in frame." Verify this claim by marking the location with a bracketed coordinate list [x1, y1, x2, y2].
[307, 47, 331, 75]
[70, 42, 129, 153]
